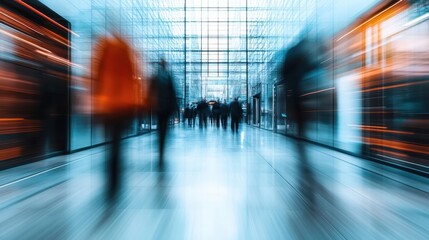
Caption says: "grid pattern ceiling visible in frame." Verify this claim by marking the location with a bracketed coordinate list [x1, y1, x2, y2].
[40, 0, 316, 104]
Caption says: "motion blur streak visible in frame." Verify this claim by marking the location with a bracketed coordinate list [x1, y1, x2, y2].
[363, 137, 429, 155]
[0, 10, 70, 47]
[337, 0, 404, 41]
[300, 87, 335, 97]
[0, 1, 70, 163]
[372, 148, 409, 158]
[15, 0, 79, 37]
[0, 28, 51, 53]
[0, 0, 428, 239]
[281, 0, 429, 169]
[360, 80, 429, 93]
[35, 50, 83, 68]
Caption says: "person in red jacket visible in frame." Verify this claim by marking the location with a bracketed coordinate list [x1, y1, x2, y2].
[92, 31, 141, 200]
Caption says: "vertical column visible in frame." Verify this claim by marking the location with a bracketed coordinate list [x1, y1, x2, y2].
[184, 0, 187, 106]
[245, 0, 249, 124]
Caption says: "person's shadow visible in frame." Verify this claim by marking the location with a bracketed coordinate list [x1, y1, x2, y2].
[290, 140, 344, 238]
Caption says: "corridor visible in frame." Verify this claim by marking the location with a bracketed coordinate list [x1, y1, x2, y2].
[0, 126, 428, 239]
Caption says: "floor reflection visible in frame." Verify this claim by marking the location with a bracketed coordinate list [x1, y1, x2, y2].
[0, 126, 428, 239]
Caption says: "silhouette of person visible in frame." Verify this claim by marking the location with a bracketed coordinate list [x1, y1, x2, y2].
[197, 98, 208, 129]
[184, 104, 192, 127]
[279, 39, 319, 137]
[150, 58, 177, 167]
[93, 32, 140, 200]
[220, 99, 229, 130]
[279, 37, 331, 210]
[212, 99, 221, 128]
[191, 105, 197, 127]
[229, 98, 242, 133]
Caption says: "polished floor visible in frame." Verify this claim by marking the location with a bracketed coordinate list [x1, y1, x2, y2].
[0, 125, 428, 240]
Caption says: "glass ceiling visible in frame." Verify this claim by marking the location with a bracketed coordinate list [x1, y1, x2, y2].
[39, 0, 380, 106]
[40, 0, 315, 105]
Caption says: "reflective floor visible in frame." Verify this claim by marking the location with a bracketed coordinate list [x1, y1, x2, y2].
[0, 125, 428, 240]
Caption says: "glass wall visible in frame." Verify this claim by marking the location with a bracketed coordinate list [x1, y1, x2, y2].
[38, 0, 387, 151]
[34, 0, 429, 171]
[38, 0, 320, 151]
[278, 0, 429, 170]
[41, 0, 185, 151]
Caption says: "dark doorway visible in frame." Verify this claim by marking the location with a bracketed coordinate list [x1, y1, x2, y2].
[253, 94, 261, 126]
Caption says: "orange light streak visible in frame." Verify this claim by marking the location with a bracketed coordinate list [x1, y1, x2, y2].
[16, 0, 80, 37]
[350, 125, 413, 134]
[301, 87, 335, 97]
[361, 128, 414, 135]
[0, 147, 22, 161]
[337, 0, 403, 41]
[1, 9, 71, 47]
[0, 11, 44, 36]
[361, 80, 429, 93]
[371, 148, 408, 158]
[0, 118, 24, 121]
[363, 137, 429, 155]
[0, 28, 51, 53]
[36, 50, 83, 69]
[350, 125, 387, 129]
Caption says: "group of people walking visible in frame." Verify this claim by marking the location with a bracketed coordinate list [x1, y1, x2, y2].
[183, 98, 243, 133]
[93, 26, 244, 201]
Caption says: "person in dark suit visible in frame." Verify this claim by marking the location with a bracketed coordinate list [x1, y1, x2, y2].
[212, 100, 221, 128]
[279, 39, 320, 138]
[150, 58, 177, 167]
[220, 99, 229, 130]
[191, 105, 197, 127]
[184, 104, 191, 127]
[229, 98, 242, 133]
[197, 98, 208, 129]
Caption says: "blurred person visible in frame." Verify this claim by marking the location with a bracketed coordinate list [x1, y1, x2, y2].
[92, 28, 141, 200]
[184, 104, 192, 127]
[209, 104, 214, 126]
[220, 99, 229, 130]
[149, 58, 177, 167]
[212, 99, 221, 128]
[197, 100, 203, 128]
[279, 37, 331, 206]
[191, 104, 197, 127]
[197, 98, 208, 129]
[230, 98, 243, 133]
[279, 39, 319, 138]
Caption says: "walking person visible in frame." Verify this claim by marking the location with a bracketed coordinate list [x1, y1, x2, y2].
[212, 100, 221, 128]
[197, 98, 208, 129]
[150, 58, 177, 167]
[230, 98, 242, 133]
[93, 31, 141, 200]
[220, 99, 229, 130]
[184, 104, 191, 127]
[191, 105, 197, 127]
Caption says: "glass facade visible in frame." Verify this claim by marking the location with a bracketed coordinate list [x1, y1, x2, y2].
[36, 0, 310, 150]
[40, 0, 190, 150]
[38, 0, 383, 151]
[274, 0, 429, 169]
